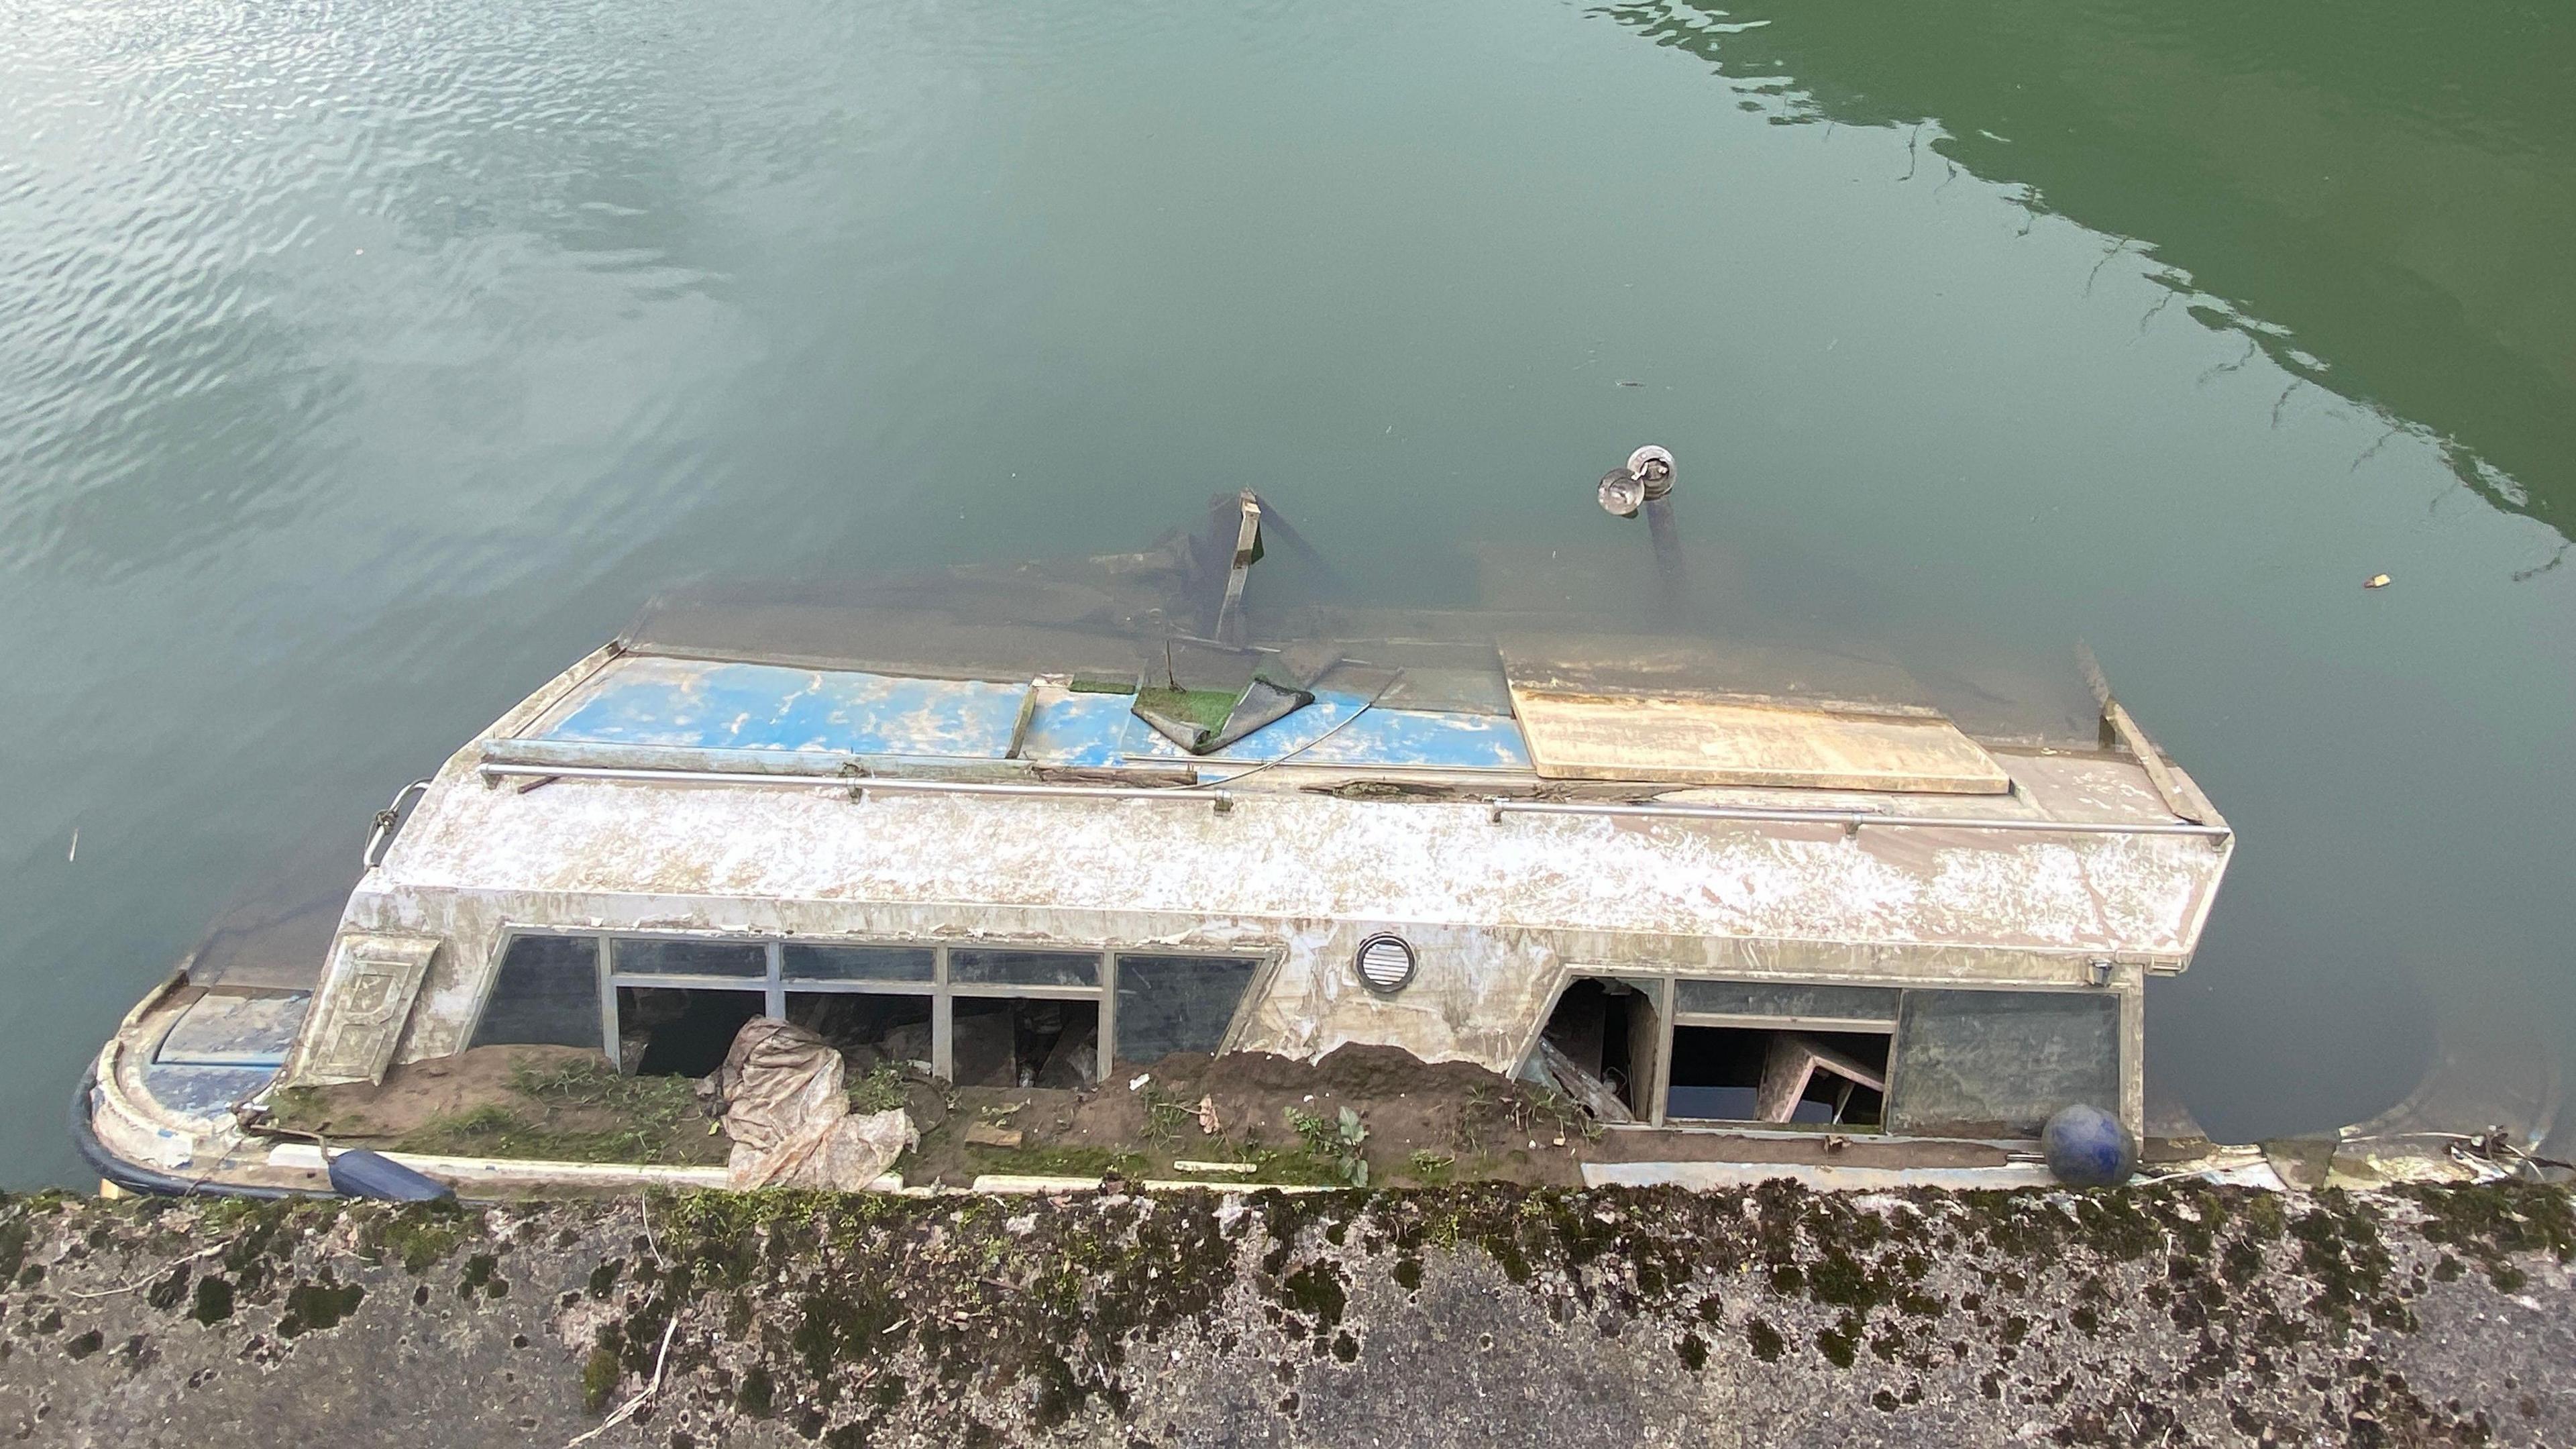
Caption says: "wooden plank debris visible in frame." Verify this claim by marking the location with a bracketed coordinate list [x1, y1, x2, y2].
[1754, 1033, 1887, 1124]
[1532, 1036, 1635, 1123]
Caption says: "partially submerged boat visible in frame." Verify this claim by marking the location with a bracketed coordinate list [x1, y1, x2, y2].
[81, 487, 2260, 1198]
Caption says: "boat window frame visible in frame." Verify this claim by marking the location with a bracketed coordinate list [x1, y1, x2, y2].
[1528, 970, 2129, 1136]
[458, 931, 612, 1057]
[475, 927, 1274, 1082]
[1109, 950, 1271, 1064]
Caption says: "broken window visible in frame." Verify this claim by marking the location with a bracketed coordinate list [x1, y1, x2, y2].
[1114, 954, 1257, 1063]
[615, 986, 766, 1077]
[1665, 1027, 1889, 1126]
[602, 935, 773, 1075]
[785, 991, 933, 1073]
[1530, 977, 1660, 1122]
[468, 934, 604, 1054]
[1884, 989, 2119, 1136]
[951, 998, 1100, 1089]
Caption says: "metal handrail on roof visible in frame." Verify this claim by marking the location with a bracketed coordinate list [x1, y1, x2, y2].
[470, 756, 2222, 840]
[1485, 797, 2231, 841]
[476, 761, 1235, 812]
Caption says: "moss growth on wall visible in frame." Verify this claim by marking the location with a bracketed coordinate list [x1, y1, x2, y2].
[356, 1202, 476, 1273]
[2402, 1179, 2576, 1291]
[276, 1275, 363, 1337]
[9, 1179, 2573, 1447]
[582, 1344, 623, 1413]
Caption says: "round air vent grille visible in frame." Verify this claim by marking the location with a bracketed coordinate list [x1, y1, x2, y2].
[1355, 934, 1416, 994]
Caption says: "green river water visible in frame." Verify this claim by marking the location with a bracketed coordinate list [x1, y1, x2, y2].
[2, 0, 2570, 1183]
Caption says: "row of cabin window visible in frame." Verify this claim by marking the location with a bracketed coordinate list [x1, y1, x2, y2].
[466, 933, 1256, 1067]
[1548, 976, 2124, 1136]
[527, 938, 1086, 986]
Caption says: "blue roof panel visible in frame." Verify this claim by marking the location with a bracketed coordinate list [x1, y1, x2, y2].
[538, 659, 1028, 758]
[533, 657, 1531, 771]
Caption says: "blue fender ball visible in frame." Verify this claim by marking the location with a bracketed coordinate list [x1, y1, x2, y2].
[2042, 1104, 2137, 1187]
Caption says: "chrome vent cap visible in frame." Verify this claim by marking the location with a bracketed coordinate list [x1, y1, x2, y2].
[1356, 934, 1416, 994]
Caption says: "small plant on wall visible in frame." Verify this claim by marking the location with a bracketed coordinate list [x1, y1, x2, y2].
[1287, 1104, 1370, 1187]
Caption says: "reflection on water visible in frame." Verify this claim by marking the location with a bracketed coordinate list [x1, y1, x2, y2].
[3, 0, 2573, 1183]
[1603, 0, 2576, 555]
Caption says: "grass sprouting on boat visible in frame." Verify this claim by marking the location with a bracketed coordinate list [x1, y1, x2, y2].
[1132, 686, 1240, 732]
[964, 1144, 1153, 1180]
[395, 1061, 720, 1165]
[270, 1053, 727, 1167]
[848, 1062, 908, 1114]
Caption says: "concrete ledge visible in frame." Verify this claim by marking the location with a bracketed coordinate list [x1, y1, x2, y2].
[0, 1180, 2567, 1446]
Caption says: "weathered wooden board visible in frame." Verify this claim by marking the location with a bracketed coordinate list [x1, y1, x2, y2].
[1501, 635, 1948, 720]
[1505, 686, 2012, 793]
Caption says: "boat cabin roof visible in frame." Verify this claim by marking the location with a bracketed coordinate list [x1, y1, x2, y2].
[363, 614, 2233, 966]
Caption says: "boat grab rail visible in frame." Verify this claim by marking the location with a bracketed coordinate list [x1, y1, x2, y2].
[477, 761, 1235, 813]
[362, 779, 433, 869]
[1485, 797, 2232, 841]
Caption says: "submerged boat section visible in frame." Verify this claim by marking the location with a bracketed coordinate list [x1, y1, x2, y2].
[78, 499, 2279, 1198]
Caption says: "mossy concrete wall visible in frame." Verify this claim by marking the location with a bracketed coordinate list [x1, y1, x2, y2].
[0, 1181, 2569, 1447]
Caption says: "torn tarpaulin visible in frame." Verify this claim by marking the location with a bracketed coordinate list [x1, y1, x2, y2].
[704, 1018, 914, 1189]
[1132, 645, 1339, 755]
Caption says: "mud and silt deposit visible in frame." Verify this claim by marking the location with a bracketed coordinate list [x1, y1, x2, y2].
[0, 1179, 2569, 1446]
[271, 1042, 2024, 1189]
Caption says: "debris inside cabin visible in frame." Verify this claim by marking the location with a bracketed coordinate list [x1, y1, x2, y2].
[704, 1018, 914, 1190]
[268, 1030, 1741, 1191]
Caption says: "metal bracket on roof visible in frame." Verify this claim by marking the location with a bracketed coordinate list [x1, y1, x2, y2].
[1003, 678, 1043, 761]
[2099, 698, 2211, 828]
[1212, 491, 1260, 647]
[2075, 643, 2214, 830]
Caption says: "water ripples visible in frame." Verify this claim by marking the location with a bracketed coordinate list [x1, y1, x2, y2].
[0, 0, 835, 585]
